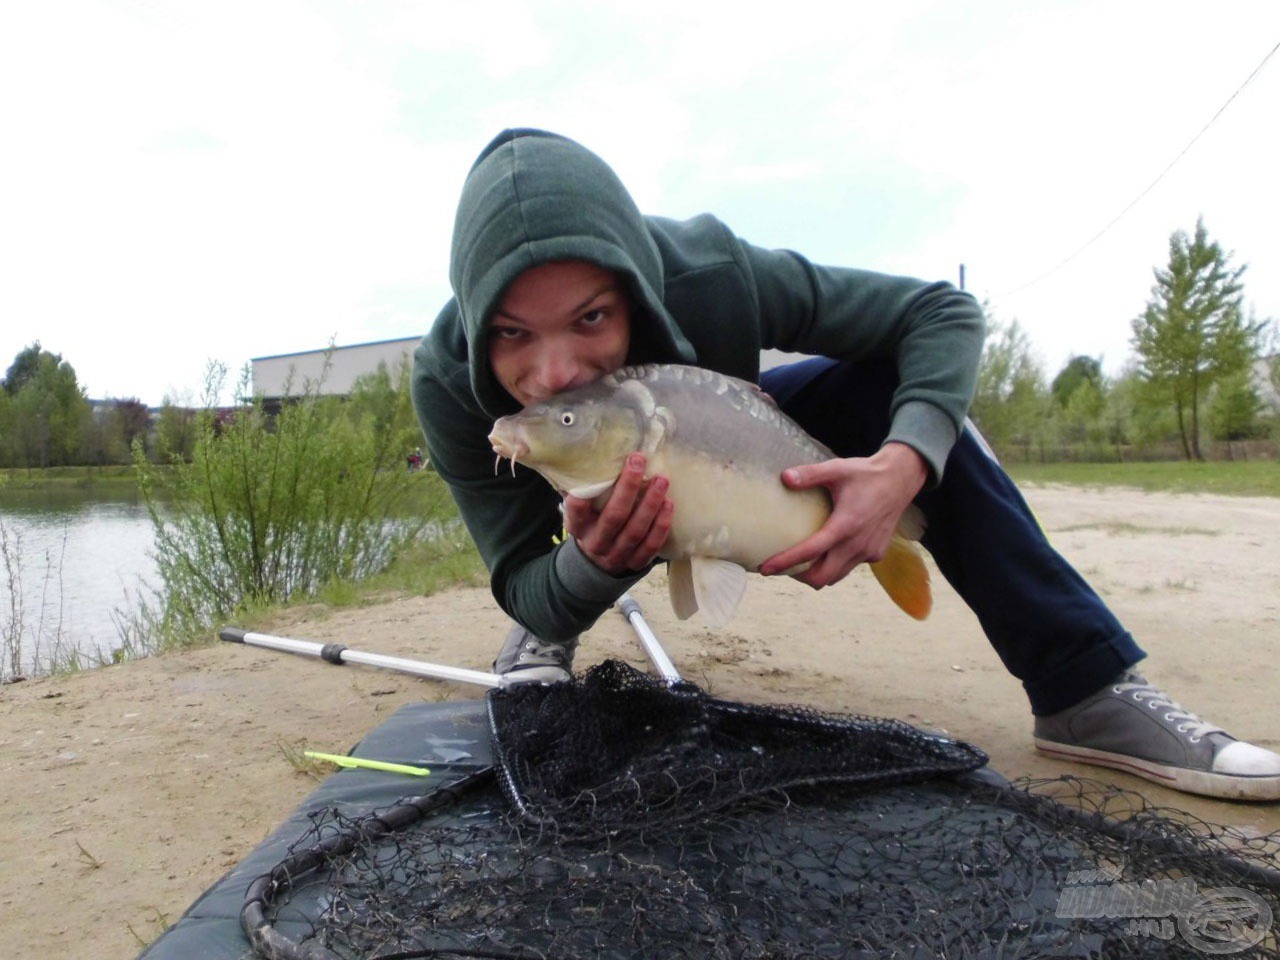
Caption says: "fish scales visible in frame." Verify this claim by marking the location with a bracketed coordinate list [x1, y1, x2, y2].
[488, 363, 932, 626]
[606, 365, 835, 475]
[605, 367, 833, 568]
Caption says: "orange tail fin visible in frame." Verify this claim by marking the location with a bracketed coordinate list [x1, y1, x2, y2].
[869, 535, 932, 620]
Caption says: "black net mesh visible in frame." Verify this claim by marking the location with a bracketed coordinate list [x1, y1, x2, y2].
[242, 661, 1280, 960]
[486, 658, 989, 831]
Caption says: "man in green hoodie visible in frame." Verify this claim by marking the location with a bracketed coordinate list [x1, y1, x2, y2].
[413, 128, 1280, 801]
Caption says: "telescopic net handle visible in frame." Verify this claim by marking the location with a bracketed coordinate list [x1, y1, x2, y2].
[617, 594, 681, 684]
[219, 627, 507, 689]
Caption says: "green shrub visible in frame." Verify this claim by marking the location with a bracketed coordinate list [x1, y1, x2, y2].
[130, 362, 448, 647]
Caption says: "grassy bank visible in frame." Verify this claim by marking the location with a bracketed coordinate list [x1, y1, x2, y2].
[0, 464, 152, 494]
[313, 533, 487, 608]
[1005, 460, 1280, 498]
[198, 532, 488, 655]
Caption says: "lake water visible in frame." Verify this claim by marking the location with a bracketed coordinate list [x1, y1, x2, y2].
[0, 487, 158, 675]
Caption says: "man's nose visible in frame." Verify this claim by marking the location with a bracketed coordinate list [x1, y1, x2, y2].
[535, 346, 579, 395]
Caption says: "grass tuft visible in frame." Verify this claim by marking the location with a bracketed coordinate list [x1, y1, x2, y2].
[1007, 460, 1280, 498]
[277, 738, 330, 781]
[75, 839, 105, 869]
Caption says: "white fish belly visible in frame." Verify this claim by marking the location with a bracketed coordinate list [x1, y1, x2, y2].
[652, 448, 829, 570]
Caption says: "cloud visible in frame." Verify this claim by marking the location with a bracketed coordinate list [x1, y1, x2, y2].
[2, 0, 1277, 404]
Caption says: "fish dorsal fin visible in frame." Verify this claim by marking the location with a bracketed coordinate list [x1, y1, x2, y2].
[690, 556, 749, 627]
[667, 557, 699, 621]
[869, 535, 932, 620]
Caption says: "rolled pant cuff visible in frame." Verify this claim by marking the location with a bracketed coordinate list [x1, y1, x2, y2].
[1023, 632, 1146, 717]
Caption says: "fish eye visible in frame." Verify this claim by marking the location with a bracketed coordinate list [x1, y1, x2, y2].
[559, 410, 576, 426]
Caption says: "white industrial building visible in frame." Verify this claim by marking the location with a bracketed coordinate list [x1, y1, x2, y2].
[251, 337, 422, 411]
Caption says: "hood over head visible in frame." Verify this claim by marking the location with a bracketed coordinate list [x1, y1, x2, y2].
[449, 128, 693, 414]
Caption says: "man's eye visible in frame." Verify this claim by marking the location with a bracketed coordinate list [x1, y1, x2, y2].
[492, 326, 524, 340]
[580, 309, 605, 326]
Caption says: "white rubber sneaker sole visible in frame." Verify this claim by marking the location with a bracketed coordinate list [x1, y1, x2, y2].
[1034, 737, 1280, 802]
[501, 665, 571, 685]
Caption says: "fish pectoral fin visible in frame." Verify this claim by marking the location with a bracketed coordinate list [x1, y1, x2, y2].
[667, 558, 699, 621]
[869, 535, 932, 620]
[690, 556, 748, 628]
[897, 503, 927, 541]
[566, 479, 616, 500]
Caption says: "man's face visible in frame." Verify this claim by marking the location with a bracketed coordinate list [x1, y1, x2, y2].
[488, 260, 632, 407]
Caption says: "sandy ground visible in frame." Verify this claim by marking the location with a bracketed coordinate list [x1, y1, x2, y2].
[2, 483, 1279, 959]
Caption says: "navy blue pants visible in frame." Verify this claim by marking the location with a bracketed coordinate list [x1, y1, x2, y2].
[760, 357, 1145, 716]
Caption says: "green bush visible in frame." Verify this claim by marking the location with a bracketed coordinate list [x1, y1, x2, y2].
[129, 362, 449, 647]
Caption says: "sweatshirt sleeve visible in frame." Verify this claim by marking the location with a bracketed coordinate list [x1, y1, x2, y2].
[740, 242, 986, 482]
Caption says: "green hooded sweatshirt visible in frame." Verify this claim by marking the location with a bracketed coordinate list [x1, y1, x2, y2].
[413, 129, 985, 641]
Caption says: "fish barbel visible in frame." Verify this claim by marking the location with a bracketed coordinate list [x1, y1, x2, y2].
[488, 363, 931, 627]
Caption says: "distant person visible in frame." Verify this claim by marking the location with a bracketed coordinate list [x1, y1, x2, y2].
[412, 128, 1280, 801]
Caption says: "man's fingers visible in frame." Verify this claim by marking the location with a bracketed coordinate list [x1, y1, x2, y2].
[794, 550, 859, 589]
[781, 460, 841, 491]
[592, 454, 648, 537]
[759, 528, 833, 577]
[605, 475, 668, 560]
[561, 495, 592, 532]
[623, 498, 674, 569]
[565, 453, 674, 574]
[762, 526, 882, 586]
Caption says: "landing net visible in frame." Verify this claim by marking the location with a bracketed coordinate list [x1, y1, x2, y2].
[242, 661, 1280, 959]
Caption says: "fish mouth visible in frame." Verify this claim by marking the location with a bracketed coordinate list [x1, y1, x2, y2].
[488, 419, 529, 477]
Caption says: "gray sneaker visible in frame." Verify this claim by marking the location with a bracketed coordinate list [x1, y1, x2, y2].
[1034, 671, 1280, 801]
[493, 623, 577, 685]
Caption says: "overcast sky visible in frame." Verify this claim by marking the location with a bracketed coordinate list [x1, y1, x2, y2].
[3, 1, 1278, 406]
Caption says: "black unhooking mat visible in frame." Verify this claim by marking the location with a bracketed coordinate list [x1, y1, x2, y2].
[137, 661, 1280, 960]
[134, 698, 495, 960]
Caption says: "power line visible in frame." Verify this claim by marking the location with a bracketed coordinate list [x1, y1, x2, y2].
[994, 37, 1280, 300]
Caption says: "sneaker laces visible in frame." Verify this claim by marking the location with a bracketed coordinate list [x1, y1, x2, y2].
[519, 639, 571, 666]
[1114, 674, 1223, 742]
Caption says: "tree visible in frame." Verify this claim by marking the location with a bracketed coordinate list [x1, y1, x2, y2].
[1050, 355, 1102, 408]
[79, 398, 154, 465]
[1130, 218, 1260, 460]
[1208, 369, 1265, 458]
[2, 348, 90, 467]
[1060, 377, 1106, 450]
[1100, 365, 1141, 459]
[3, 342, 50, 396]
[0, 389, 11, 466]
[155, 397, 199, 462]
[970, 312, 1047, 459]
[111, 399, 152, 452]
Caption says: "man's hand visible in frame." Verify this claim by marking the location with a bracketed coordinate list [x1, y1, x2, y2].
[562, 452, 674, 575]
[758, 442, 927, 588]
